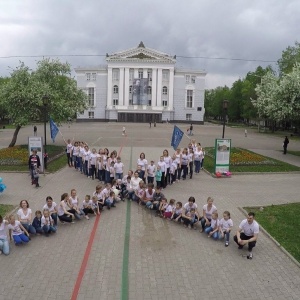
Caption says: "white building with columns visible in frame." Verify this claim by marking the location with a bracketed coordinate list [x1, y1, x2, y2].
[75, 42, 206, 123]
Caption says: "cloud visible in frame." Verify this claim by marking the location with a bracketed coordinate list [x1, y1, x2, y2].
[0, 0, 299, 88]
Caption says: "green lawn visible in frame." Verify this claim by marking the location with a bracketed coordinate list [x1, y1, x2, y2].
[0, 204, 15, 217]
[244, 203, 300, 262]
[204, 147, 300, 173]
[288, 150, 300, 157]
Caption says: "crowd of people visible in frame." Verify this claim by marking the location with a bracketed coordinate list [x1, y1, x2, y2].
[1, 138, 259, 259]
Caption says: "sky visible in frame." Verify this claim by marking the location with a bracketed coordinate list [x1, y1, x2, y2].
[0, 0, 299, 89]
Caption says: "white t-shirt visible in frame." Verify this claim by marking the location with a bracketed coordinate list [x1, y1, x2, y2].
[72, 146, 79, 156]
[82, 200, 93, 209]
[17, 208, 32, 223]
[0, 220, 9, 239]
[7, 221, 23, 236]
[114, 162, 124, 174]
[165, 204, 174, 213]
[239, 219, 259, 236]
[58, 201, 68, 216]
[137, 158, 148, 171]
[203, 204, 217, 220]
[147, 165, 156, 177]
[130, 177, 142, 190]
[163, 156, 172, 168]
[183, 202, 198, 213]
[43, 202, 57, 213]
[174, 208, 183, 215]
[41, 216, 53, 227]
[69, 196, 79, 208]
[210, 218, 220, 229]
[219, 218, 233, 230]
[157, 161, 166, 173]
[67, 143, 73, 154]
[89, 153, 99, 165]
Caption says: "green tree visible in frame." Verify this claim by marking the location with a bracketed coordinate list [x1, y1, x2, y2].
[0, 59, 87, 147]
[278, 41, 300, 75]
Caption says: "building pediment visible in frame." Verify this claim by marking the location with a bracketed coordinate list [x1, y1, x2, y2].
[106, 42, 176, 64]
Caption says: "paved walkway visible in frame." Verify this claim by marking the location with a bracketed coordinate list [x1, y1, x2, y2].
[0, 123, 300, 300]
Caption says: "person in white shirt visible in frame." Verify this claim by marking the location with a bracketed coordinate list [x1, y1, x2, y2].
[163, 150, 172, 187]
[89, 148, 99, 180]
[205, 212, 220, 240]
[72, 141, 80, 170]
[8, 215, 30, 245]
[137, 152, 148, 181]
[0, 215, 10, 255]
[41, 209, 56, 236]
[17, 200, 36, 235]
[83, 145, 91, 177]
[63, 138, 74, 167]
[147, 161, 156, 184]
[128, 172, 142, 200]
[234, 212, 259, 259]
[114, 156, 124, 180]
[43, 196, 58, 227]
[200, 197, 217, 233]
[157, 156, 166, 187]
[219, 211, 233, 247]
[170, 155, 178, 184]
[194, 146, 203, 174]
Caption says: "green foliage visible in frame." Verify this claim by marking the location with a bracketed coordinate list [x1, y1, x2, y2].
[0, 204, 15, 217]
[0, 59, 88, 146]
[244, 204, 300, 262]
[278, 41, 300, 75]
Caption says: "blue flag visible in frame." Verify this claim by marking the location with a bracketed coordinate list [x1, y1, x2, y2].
[171, 125, 184, 150]
[50, 118, 59, 142]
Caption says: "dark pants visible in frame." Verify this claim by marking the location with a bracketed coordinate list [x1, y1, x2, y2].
[194, 160, 201, 173]
[189, 162, 193, 178]
[147, 176, 154, 184]
[201, 217, 211, 230]
[67, 153, 72, 166]
[90, 165, 96, 179]
[234, 233, 256, 251]
[156, 180, 162, 189]
[171, 213, 181, 222]
[83, 208, 94, 215]
[283, 146, 287, 154]
[180, 165, 188, 179]
[164, 168, 170, 187]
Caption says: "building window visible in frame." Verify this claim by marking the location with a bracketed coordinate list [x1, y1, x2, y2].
[138, 69, 143, 79]
[129, 69, 134, 81]
[186, 114, 192, 121]
[113, 85, 119, 94]
[129, 99, 133, 105]
[162, 70, 169, 81]
[88, 87, 95, 106]
[112, 69, 119, 81]
[91, 73, 96, 81]
[186, 90, 193, 108]
[162, 100, 168, 107]
[148, 100, 152, 106]
[147, 70, 152, 81]
[86, 73, 91, 81]
[129, 85, 132, 94]
[191, 76, 196, 83]
[185, 75, 190, 84]
[147, 86, 152, 95]
[162, 86, 168, 95]
[113, 99, 119, 106]
[88, 111, 94, 119]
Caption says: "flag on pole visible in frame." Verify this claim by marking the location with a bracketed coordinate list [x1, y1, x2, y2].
[171, 125, 184, 150]
[50, 118, 59, 142]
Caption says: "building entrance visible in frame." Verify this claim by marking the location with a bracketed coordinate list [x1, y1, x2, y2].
[118, 113, 162, 123]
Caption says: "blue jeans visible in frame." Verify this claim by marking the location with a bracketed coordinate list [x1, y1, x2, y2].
[105, 199, 115, 208]
[43, 225, 57, 234]
[83, 161, 89, 176]
[51, 213, 58, 226]
[0, 237, 10, 255]
[194, 160, 201, 173]
[115, 173, 123, 180]
[105, 170, 110, 184]
[13, 233, 30, 245]
[219, 230, 231, 242]
[205, 226, 219, 240]
[21, 223, 36, 235]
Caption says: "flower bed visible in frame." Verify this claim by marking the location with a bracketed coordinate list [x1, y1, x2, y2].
[0, 146, 28, 165]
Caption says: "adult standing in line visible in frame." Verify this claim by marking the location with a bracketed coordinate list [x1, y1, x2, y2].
[28, 149, 41, 185]
[200, 197, 217, 233]
[63, 138, 74, 167]
[233, 212, 259, 259]
[33, 125, 37, 136]
[283, 136, 289, 154]
[163, 149, 172, 187]
[137, 152, 148, 182]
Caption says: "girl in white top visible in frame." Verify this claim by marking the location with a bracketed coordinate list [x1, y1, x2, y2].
[205, 212, 220, 240]
[163, 149, 172, 187]
[64, 138, 73, 167]
[137, 152, 148, 181]
[200, 197, 217, 232]
[180, 148, 189, 180]
[68, 189, 84, 219]
[72, 142, 80, 170]
[194, 146, 203, 174]
[83, 145, 91, 177]
[78, 142, 85, 173]
[114, 156, 124, 180]
[89, 148, 99, 180]
[174, 148, 182, 181]
[17, 200, 36, 235]
[157, 156, 166, 188]
[188, 149, 194, 179]
[163, 198, 175, 219]
[41, 209, 56, 235]
[8, 215, 30, 245]
[58, 193, 76, 224]
[170, 155, 178, 184]
[0, 215, 10, 255]
[171, 201, 183, 222]
[147, 161, 156, 184]
[219, 211, 233, 246]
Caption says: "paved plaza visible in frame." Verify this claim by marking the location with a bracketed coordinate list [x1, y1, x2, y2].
[0, 122, 299, 300]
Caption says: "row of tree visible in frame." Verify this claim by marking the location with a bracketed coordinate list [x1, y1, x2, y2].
[205, 42, 300, 131]
[0, 59, 87, 147]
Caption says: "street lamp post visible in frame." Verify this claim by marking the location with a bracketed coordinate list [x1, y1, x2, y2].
[42, 95, 49, 169]
[222, 100, 229, 138]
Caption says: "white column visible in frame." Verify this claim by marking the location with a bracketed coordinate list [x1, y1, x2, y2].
[143, 69, 148, 78]
[119, 67, 124, 106]
[107, 67, 112, 107]
[151, 68, 157, 107]
[156, 68, 162, 107]
[134, 69, 138, 78]
[124, 67, 129, 107]
[168, 68, 174, 110]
